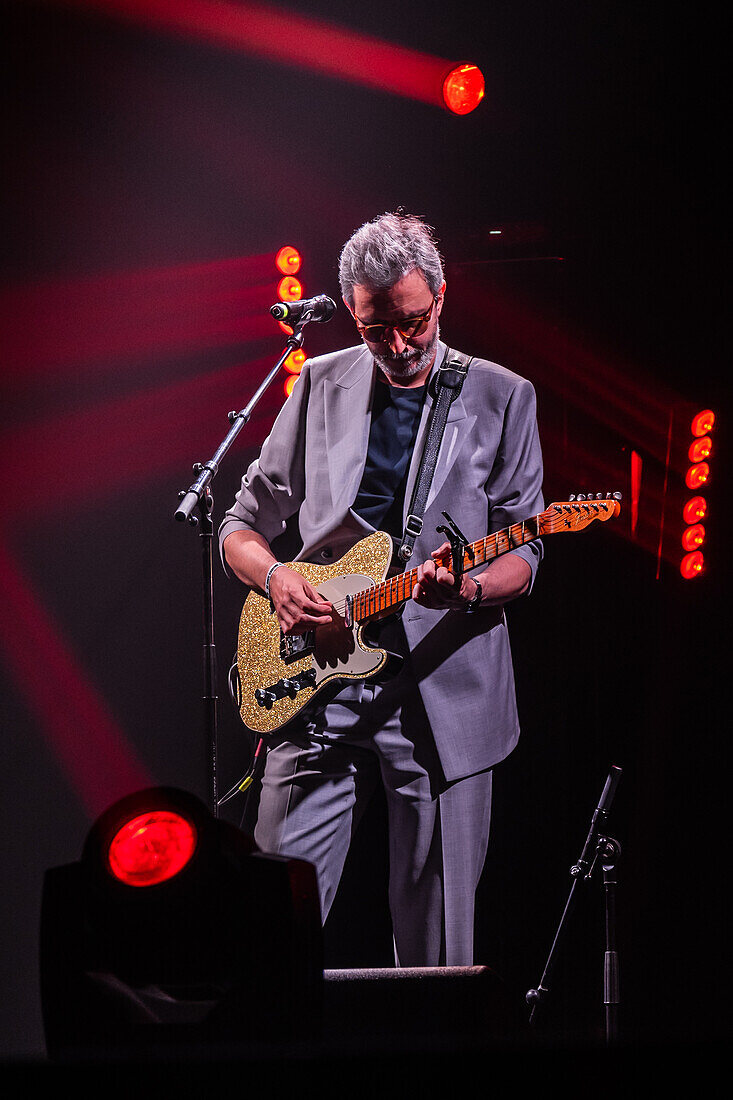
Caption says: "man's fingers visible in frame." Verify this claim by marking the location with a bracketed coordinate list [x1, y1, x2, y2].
[431, 540, 451, 559]
[301, 595, 333, 614]
[303, 583, 332, 612]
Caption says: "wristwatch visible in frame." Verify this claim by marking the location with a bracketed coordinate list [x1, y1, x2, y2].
[464, 578, 483, 614]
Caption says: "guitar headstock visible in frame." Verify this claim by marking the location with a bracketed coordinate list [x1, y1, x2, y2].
[539, 493, 622, 535]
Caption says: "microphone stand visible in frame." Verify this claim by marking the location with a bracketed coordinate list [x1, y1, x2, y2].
[173, 321, 309, 817]
[526, 765, 623, 1044]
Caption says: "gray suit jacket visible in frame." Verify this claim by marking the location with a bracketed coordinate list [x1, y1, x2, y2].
[219, 340, 544, 782]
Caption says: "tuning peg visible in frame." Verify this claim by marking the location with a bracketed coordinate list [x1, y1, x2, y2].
[576, 493, 586, 501]
[568, 494, 576, 502]
[613, 491, 622, 500]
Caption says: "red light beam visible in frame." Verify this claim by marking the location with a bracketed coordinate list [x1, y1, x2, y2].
[59, 0, 462, 106]
[1, 254, 280, 382]
[0, 539, 152, 819]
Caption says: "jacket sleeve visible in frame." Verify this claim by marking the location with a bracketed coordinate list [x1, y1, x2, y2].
[218, 362, 311, 572]
[485, 376, 545, 591]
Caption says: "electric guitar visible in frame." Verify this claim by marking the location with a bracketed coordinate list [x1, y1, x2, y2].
[235, 495, 621, 734]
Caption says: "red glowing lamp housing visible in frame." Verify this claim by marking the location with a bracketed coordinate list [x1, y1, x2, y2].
[683, 496, 707, 524]
[680, 551, 704, 579]
[277, 276, 302, 302]
[691, 409, 715, 437]
[275, 245, 301, 275]
[681, 524, 705, 552]
[442, 63, 485, 115]
[107, 810, 197, 887]
[685, 462, 709, 490]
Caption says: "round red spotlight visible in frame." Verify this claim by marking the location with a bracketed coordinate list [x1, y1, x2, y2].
[275, 246, 301, 275]
[683, 496, 707, 524]
[681, 524, 706, 551]
[680, 551, 704, 579]
[688, 436, 712, 463]
[284, 374, 298, 397]
[107, 811, 197, 887]
[442, 63, 485, 115]
[284, 348, 306, 374]
[691, 409, 715, 437]
[685, 462, 710, 490]
[277, 276, 302, 302]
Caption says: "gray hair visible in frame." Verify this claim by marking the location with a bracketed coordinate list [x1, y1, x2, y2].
[338, 212, 444, 307]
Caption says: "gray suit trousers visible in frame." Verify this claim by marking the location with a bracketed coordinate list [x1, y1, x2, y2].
[254, 672, 493, 967]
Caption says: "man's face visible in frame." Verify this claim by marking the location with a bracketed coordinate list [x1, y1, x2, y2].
[348, 269, 445, 385]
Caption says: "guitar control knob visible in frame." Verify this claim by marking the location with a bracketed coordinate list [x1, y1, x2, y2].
[255, 688, 276, 709]
[299, 668, 317, 687]
[281, 679, 298, 698]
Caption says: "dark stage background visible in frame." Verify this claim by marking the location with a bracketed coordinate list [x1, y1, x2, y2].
[1, 0, 728, 1061]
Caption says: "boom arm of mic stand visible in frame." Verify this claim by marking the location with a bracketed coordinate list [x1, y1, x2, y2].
[173, 327, 306, 817]
[174, 328, 305, 524]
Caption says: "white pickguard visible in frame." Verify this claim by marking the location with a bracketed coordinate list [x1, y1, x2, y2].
[311, 573, 388, 684]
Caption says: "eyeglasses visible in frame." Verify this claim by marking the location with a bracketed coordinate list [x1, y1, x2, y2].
[354, 298, 437, 343]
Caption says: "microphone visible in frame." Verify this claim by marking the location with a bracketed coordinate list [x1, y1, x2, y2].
[270, 294, 336, 325]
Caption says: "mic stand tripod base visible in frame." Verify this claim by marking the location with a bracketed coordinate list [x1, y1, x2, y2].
[525, 832, 622, 1045]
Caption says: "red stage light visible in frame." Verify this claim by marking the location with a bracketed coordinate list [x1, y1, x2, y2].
[284, 375, 298, 397]
[683, 496, 707, 524]
[277, 276, 302, 302]
[680, 551, 704, 579]
[681, 524, 705, 551]
[442, 63, 485, 115]
[688, 436, 712, 462]
[107, 810, 197, 887]
[275, 246, 301, 275]
[685, 462, 710, 490]
[691, 409, 715, 437]
[284, 349, 306, 374]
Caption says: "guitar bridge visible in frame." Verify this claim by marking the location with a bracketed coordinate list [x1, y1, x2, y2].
[280, 630, 315, 664]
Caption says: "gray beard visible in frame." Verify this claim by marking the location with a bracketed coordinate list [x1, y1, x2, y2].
[372, 329, 439, 382]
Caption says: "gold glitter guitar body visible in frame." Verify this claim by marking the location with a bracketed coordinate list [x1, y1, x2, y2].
[235, 496, 621, 734]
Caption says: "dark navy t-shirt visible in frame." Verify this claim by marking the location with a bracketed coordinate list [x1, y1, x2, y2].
[352, 376, 427, 538]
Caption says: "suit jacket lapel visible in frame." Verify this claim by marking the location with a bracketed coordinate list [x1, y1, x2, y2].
[324, 346, 375, 514]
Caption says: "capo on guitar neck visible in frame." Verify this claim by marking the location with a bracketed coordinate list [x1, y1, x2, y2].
[435, 511, 475, 578]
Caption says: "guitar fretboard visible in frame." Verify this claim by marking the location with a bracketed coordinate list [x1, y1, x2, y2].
[352, 515, 541, 622]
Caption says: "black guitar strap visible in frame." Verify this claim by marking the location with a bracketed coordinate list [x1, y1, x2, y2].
[397, 346, 473, 563]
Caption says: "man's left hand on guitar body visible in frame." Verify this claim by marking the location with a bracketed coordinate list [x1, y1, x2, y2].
[412, 540, 532, 610]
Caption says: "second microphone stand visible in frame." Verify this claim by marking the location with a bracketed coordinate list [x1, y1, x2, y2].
[526, 765, 623, 1044]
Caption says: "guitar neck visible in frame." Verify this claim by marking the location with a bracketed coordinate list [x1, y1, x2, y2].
[352, 514, 541, 623]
